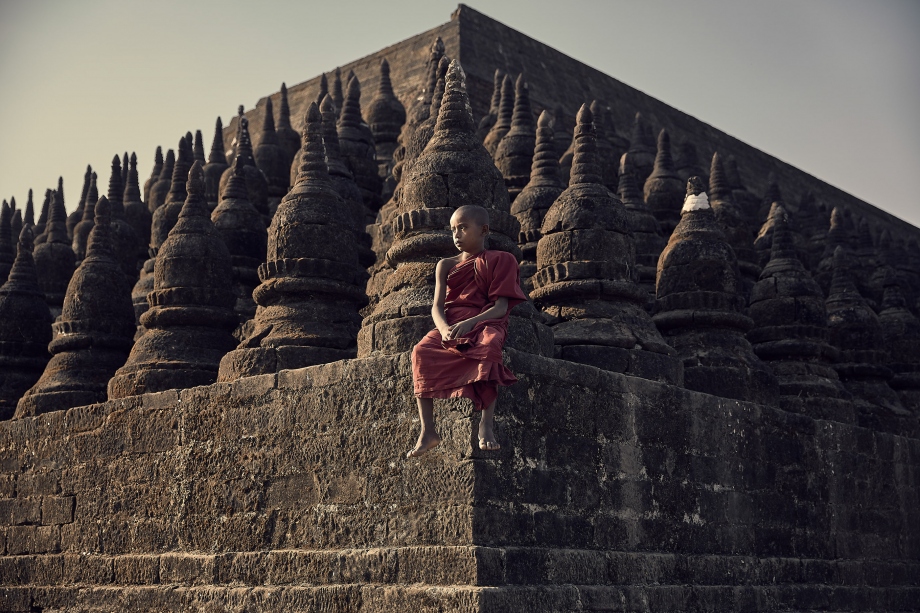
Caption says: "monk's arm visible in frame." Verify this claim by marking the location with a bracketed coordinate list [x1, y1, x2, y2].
[447, 297, 509, 339]
[431, 259, 451, 338]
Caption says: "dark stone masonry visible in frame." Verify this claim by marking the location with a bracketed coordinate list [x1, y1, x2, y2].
[0, 5, 917, 612]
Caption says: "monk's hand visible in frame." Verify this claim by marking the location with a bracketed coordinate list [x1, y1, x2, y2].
[447, 319, 475, 340]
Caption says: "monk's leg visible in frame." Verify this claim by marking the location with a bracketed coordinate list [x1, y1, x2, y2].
[407, 397, 441, 458]
[478, 397, 501, 451]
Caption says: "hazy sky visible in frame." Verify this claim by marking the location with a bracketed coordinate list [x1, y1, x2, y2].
[1, 0, 918, 225]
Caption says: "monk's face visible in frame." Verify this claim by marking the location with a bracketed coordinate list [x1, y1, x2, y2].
[450, 211, 489, 254]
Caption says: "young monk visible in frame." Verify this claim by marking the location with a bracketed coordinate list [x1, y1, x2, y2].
[408, 204, 528, 458]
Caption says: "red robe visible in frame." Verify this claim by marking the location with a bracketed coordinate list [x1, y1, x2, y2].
[412, 249, 528, 411]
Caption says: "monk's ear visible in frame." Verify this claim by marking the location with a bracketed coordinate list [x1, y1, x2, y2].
[481, 224, 490, 235]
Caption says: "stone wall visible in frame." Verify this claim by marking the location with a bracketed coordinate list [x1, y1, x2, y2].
[1, 351, 917, 611]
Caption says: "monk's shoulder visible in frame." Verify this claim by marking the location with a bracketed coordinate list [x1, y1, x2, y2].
[484, 249, 520, 269]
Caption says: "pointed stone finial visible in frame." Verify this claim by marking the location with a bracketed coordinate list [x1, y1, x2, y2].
[367, 58, 407, 163]
[148, 148, 175, 213]
[10, 209, 22, 259]
[15, 197, 135, 417]
[332, 67, 345, 117]
[494, 74, 536, 201]
[203, 117, 229, 209]
[109, 161, 237, 399]
[653, 177, 778, 404]
[218, 102, 367, 380]
[225, 104, 245, 166]
[24, 189, 34, 226]
[254, 96, 290, 203]
[588, 100, 620, 193]
[276, 83, 302, 175]
[511, 109, 565, 290]
[143, 146, 163, 205]
[644, 128, 684, 235]
[123, 152, 151, 268]
[193, 130, 206, 166]
[218, 117, 269, 218]
[108, 154, 125, 215]
[34, 189, 50, 241]
[475, 68, 504, 142]
[32, 186, 75, 314]
[758, 176, 782, 224]
[360, 59, 544, 358]
[815, 206, 853, 294]
[67, 165, 92, 240]
[151, 137, 192, 253]
[315, 73, 329, 107]
[532, 102, 680, 382]
[0, 224, 53, 417]
[0, 201, 12, 284]
[121, 153, 129, 193]
[337, 74, 382, 216]
[748, 208, 853, 420]
[104, 155, 142, 280]
[617, 163, 665, 300]
[826, 245, 909, 420]
[708, 152, 760, 292]
[483, 74, 514, 157]
[72, 191, 97, 262]
[620, 112, 656, 185]
[211, 155, 267, 327]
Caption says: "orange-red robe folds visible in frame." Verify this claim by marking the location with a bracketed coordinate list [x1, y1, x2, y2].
[412, 249, 528, 411]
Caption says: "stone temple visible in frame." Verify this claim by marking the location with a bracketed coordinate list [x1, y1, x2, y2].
[0, 6, 917, 612]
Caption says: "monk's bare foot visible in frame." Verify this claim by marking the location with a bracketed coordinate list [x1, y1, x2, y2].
[407, 431, 441, 458]
[478, 437, 501, 451]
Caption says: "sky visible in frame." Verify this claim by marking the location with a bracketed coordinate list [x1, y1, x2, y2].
[1, 0, 918, 226]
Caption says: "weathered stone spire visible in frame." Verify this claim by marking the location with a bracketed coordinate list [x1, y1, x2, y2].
[815, 206, 852, 294]
[10, 208, 22, 259]
[276, 83, 302, 176]
[219, 103, 367, 379]
[510, 109, 565, 290]
[332, 68, 346, 116]
[654, 177, 778, 404]
[532, 103, 679, 382]
[72, 173, 98, 261]
[366, 59, 407, 166]
[0, 202, 12, 284]
[747, 208, 854, 421]
[475, 68, 504, 142]
[337, 74, 381, 217]
[552, 107, 569, 159]
[33, 184, 75, 315]
[106, 154, 142, 280]
[317, 94, 375, 269]
[225, 105, 245, 166]
[494, 74, 536, 202]
[67, 165, 92, 240]
[24, 190, 34, 226]
[203, 117, 229, 210]
[620, 112, 656, 186]
[618, 163, 664, 303]
[359, 60, 545, 357]
[193, 130, 206, 166]
[826, 246, 910, 426]
[211, 155, 267, 331]
[315, 73, 329, 107]
[109, 162, 237, 398]
[34, 189, 50, 242]
[16, 198, 135, 417]
[219, 116, 269, 219]
[758, 175, 782, 226]
[123, 152, 151, 271]
[589, 100, 620, 194]
[483, 74, 514, 158]
[0, 225, 53, 418]
[254, 96, 290, 209]
[708, 152, 760, 294]
[148, 148, 175, 213]
[143, 146, 163, 205]
[644, 128, 684, 235]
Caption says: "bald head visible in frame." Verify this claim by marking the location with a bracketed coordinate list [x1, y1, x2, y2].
[452, 204, 490, 227]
